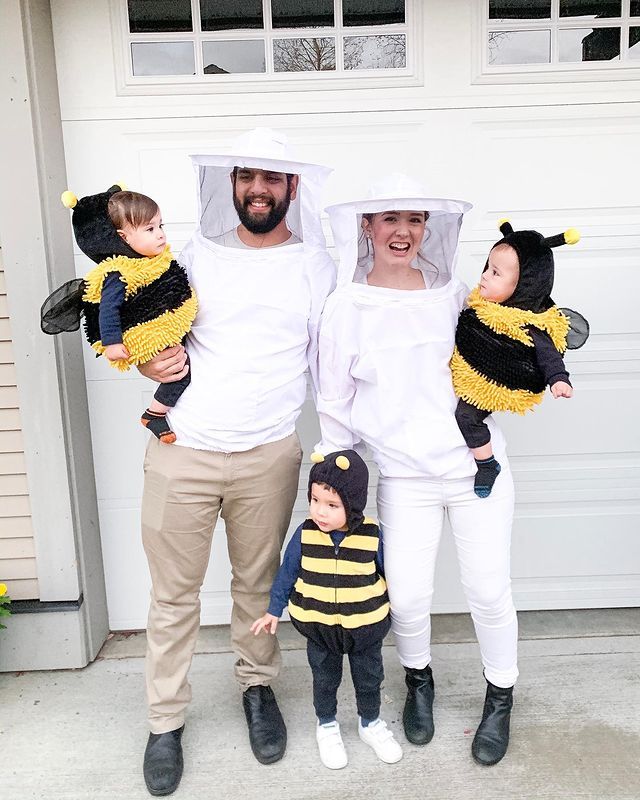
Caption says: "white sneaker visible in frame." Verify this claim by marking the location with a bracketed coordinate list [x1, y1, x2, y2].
[358, 718, 403, 764]
[316, 721, 348, 769]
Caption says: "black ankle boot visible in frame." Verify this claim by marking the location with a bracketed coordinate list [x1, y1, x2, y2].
[143, 725, 184, 796]
[471, 680, 513, 766]
[243, 685, 287, 764]
[403, 665, 435, 745]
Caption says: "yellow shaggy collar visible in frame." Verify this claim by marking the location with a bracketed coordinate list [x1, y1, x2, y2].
[82, 246, 174, 302]
[467, 287, 570, 352]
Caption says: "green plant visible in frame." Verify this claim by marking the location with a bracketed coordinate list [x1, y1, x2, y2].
[0, 583, 11, 629]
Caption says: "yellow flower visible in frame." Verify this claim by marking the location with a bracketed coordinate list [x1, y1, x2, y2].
[0, 583, 7, 597]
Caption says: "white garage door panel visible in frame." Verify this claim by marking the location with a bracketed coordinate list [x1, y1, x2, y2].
[58, 102, 639, 628]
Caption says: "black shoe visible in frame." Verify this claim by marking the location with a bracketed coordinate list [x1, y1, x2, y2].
[472, 680, 514, 766]
[143, 725, 184, 796]
[403, 665, 435, 745]
[242, 685, 287, 764]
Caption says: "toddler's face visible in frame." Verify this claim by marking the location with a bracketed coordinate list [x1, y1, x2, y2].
[118, 211, 166, 258]
[309, 483, 348, 533]
[480, 244, 519, 303]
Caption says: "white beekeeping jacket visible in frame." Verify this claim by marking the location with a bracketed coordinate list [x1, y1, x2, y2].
[316, 173, 505, 479]
[169, 128, 336, 452]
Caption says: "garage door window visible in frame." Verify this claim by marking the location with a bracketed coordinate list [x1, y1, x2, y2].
[485, 0, 640, 69]
[122, 0, 410, 79]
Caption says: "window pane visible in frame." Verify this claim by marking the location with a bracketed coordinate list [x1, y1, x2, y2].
[344, 34, 406, 69]
[559, 27, 621, 60]
[489, 1, 551, 22]
[203, 41, 265, 73]
[343, 1, 405, 27]
[128, 0, 192, 32]
[629, 27, 640, 58]
[631, 0, 640, 14]
[272, 0, 334, 28]
[559, 1, 621, 18]
[273, 37, 336, 71]
[488, 29, 550, 64]
[131, 41, 195, 75]
[200, 0, 263, 31]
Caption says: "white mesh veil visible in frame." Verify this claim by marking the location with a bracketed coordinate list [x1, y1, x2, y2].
[327, 173, 472, 292]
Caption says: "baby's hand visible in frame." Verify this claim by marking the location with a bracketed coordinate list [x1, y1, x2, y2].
[104, 343, 130, 361]
[250, 613, 279, 636]
[551, 381, 573, 399]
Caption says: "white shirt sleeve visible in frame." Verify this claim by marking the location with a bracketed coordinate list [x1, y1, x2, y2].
[305, 253, 336, 402]
[314, 299, 361, 454]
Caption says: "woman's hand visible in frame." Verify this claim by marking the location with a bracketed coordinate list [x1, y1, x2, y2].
[104, 343, 130, 362]
[551, 381, 573, 399]
[138, 345, 188, 383]
[250, 613, 279, 636]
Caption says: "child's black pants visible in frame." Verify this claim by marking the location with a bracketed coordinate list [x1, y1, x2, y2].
[455, 398, 492, 449]
[301, 618, 390, 721]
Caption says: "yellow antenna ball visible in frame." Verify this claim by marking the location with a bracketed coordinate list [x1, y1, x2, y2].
[498, 217, 510, 228]
[61, 190, 77, 209]
[564, 228, 580, 245]
[335, 455, 350, 471]
[116, 181, 127, 191]
[310, 451, 325, 464]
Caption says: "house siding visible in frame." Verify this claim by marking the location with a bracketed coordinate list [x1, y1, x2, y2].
[0, 255, 39, 601]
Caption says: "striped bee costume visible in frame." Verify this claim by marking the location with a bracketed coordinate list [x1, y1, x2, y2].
[451, 220, 578, 417]
[287, 517, 390, 631]
[81, 246, 196, 372]
[264, 450, 391, 724]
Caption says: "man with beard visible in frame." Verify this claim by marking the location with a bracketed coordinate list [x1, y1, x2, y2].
[212, 167, 301, 247]
[137, 129, 335, 796]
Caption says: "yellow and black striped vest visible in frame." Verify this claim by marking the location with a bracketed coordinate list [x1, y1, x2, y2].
[82, 246, 197, 372]
[451, 287, 569, 415]
[288, 518, 389, 630]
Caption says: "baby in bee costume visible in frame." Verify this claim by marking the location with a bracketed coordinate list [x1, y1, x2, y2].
[451, 219, 589, 497]
[41, 184, 197, 443]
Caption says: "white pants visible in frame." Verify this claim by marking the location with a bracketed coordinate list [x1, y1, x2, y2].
[378, 462, 518, 688]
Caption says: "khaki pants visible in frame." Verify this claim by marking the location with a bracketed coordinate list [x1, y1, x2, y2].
[141, 432, 302, 734]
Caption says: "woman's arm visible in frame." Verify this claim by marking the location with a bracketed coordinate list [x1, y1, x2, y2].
[315, 322, 361, 453]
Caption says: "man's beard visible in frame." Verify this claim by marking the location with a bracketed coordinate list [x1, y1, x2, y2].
[233, 188, 292, 235]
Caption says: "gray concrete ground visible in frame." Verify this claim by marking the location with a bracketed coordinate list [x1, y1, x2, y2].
[1, 610, 639, 800]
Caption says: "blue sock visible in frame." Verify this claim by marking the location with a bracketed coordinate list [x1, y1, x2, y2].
[318, 715, 336, 726]
[474, 456, 501, 498]
[360, 716, 378, 728]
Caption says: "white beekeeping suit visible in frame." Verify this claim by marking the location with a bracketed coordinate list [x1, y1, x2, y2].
[170, 128, 336, 451]
[317, 172, 506, 479]
[315, 174, 518, 711]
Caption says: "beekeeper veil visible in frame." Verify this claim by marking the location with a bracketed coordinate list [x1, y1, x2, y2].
[191, 127, 331, 249]
[327, 173, 472, 293]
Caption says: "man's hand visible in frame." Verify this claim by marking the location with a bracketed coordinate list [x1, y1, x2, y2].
[551, 381, 573, 399]
[250, 613, 279, 636]
[138, 345, 188, 383]
[104, 343, 130, 362]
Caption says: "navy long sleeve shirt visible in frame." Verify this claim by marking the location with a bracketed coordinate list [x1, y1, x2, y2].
[267, 522, 385, 618]
[98, 272, 126, 345]
[529, 326, 572, 388]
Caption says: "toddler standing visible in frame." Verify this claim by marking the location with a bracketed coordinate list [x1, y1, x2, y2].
[251, 449, 402, 769]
